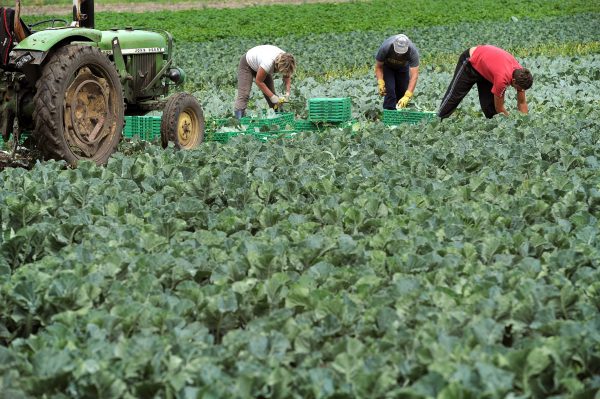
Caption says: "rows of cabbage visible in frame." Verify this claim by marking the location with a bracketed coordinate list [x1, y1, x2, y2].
[1, 63, 600, 398]
[2, 7, 600, 399]
[26, 0, 600, 43]
[23, 11, 600, 120]
[156, 14, 600, 118]
[170, 13, 600, 120]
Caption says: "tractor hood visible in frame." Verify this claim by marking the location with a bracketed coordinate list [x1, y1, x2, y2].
[98, 29, 167, 55]
[12, 28, 167, 55]
[9, 28, 169, 69]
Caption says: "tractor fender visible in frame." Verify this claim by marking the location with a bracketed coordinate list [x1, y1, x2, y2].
[10, 28, 102, 66]
[14, 28, 102, 52]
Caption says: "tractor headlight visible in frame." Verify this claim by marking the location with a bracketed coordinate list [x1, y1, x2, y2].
[167, 68, 186, 85]
[9, 50, 45, 67]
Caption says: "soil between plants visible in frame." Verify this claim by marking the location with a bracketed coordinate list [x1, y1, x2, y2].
[24, 0, 354, 15]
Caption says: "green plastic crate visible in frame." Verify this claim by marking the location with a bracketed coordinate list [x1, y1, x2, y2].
[205, 131, 241, 143]
[241, 112, 295, 131]
[308, 97, 352, 122]
[123, 115, 162, 140]
[294, 119, 318, 132]
[383, 109, 436, 125]
[138, 116, 161, 141]
[205, 117, 231, 133]
[123, 116, 142, 139]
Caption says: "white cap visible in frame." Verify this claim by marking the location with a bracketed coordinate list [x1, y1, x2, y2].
[393, 34, 410, 54]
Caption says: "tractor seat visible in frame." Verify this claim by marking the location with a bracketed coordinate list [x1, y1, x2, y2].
[13, 4, 32, 41]
[16, 17, 32, 40]
[0, 7, 30, 67]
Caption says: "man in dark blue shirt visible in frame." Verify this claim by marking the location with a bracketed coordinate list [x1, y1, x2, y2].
[375, 34, 420, 110]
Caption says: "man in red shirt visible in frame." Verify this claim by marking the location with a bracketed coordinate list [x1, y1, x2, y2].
[438, 45, 533, 119]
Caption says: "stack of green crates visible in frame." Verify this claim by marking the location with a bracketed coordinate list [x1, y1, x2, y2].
[308, 97, 352, 123]
[205, 114, 297, 143]
[382, 109, 436, 125]
[123, 115, 162, 141]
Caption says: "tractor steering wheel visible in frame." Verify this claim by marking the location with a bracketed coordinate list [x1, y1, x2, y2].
[28, 18, 69, 30]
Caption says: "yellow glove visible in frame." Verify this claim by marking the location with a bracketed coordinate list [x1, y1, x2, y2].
[273, 96, 287, 110]
[377, 79, 386, 96]
[396, 90, 413, 109]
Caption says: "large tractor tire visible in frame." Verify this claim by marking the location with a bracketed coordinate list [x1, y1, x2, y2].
[33, 45, 124, 165]
[161, 93, 204, 150]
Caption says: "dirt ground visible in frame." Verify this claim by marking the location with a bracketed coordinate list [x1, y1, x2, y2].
[0, 149, 36, 170]
[23, 0, 354, 15]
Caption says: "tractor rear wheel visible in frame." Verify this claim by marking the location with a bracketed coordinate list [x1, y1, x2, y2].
[33, 45, 124, 165]
[160, 93, 204, 150]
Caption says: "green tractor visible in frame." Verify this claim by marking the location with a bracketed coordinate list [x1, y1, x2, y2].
[0, 0, 204, 165]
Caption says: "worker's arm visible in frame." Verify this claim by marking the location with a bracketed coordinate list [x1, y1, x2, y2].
[375, 61, 386, 96]
[255, 67, 276, 98]
[283, 75, 292, 98]
[516, 90, 528, 114]
[407, 66, 419, 94]
[494, 95, 509, 116]
[375, 61, 384, 80]
[396, 66, 419, 108]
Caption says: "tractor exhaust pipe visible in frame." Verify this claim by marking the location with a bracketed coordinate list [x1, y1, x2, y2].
[73, 0, 94, 28]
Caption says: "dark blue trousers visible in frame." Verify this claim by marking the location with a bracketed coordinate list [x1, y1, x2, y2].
[383, 65, 409, 110]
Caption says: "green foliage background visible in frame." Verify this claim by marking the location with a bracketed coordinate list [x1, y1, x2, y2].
[25, 0, 600, 42]
[1, 1, 600, 398]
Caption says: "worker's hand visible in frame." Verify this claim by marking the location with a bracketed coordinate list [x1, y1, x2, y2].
[377, 79, 386, 96]
[396, 90, 413, 109]
[269, 94, 280, 104]
[273, 96, 287, 110]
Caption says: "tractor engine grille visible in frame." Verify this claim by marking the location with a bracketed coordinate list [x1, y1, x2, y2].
[129, 54, 158, 97]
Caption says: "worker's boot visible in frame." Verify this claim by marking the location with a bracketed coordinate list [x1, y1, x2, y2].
[234, 109, 245, 120]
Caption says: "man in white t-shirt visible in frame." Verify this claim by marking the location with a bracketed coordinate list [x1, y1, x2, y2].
[234, 45, 296, 119]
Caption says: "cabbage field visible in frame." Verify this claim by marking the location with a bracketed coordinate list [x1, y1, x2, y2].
[1, 0, 600, 398]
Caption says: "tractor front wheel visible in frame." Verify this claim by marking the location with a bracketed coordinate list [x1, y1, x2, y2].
[33, 45, 124, 165]
[161, 93, 204, 150]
